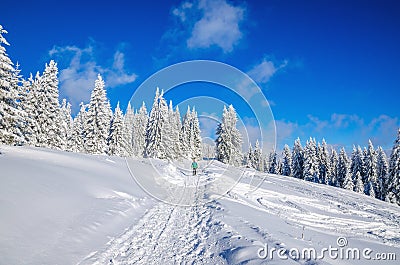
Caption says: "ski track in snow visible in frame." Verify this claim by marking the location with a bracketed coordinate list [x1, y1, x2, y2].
[79, 169, 227, 265]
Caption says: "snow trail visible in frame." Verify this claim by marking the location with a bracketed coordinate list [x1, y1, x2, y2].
[79, 168, 226, 265]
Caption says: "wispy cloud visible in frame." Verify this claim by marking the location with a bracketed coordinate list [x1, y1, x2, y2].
[49, 42, 137, 111]
[330, 113, 363, 128]
[307, 114, 329, 132]
[247, 58, 287, 85]
[236, 57, 288, 101]
[107, 51, 137, 87]
[172, 0, 246, 53]
[172, 2, 194, 22]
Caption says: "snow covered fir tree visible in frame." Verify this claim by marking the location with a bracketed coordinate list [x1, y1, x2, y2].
[0, 25, 24, 145]
[215, 105, 242, 166]
[1, 24, 400, 207]
[84, 74, 112, 155]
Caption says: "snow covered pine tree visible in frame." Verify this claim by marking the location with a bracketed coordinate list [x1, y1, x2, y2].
[215, 105, 242, 166]
[144, 88, 168, 158]
[84, 74, 112, 154]
[0, 25, 24, 144]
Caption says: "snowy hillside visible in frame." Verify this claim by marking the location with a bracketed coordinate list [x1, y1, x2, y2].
[0, 145, 399, 264]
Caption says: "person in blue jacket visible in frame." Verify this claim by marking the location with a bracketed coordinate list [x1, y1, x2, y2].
[191, 158, 198, 176]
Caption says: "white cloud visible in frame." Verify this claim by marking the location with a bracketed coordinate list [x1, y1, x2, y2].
[236, 58, 287, 101]
[49, 43, 137, 112]
[173, 0, 246, 53]
[172, 2, 193, 22]
[247, 59, 287, 85]
[330, 113, 363, 128]
[307, 114, 329, 132]
[106, 51, 137, 88]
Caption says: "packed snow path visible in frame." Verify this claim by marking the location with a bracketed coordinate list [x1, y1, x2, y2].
[79, 167, 227, 265]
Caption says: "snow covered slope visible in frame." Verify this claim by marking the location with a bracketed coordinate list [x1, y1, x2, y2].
[0, 145, 399, 264]
[0, 145, 154, 265]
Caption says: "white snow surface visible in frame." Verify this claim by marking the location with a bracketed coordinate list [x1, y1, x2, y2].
[0, 145, 399, 264]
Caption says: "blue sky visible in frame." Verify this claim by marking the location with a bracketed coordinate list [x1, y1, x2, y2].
[2, 0, 400, 152]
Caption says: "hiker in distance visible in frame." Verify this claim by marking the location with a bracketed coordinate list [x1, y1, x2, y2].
[191, 158, 198, 176]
